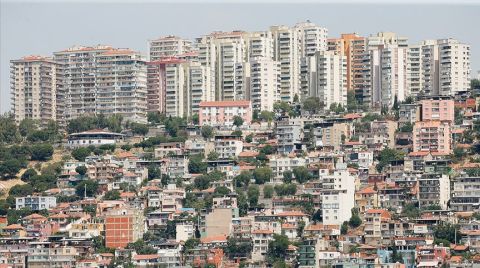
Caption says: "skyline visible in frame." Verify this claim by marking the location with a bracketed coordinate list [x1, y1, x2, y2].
[1, 2, 479, 113]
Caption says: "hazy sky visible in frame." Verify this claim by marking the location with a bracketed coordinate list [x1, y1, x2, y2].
[1, 1, 479, 113]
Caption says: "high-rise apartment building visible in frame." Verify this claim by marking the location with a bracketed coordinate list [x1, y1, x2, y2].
[270, 22, 328, 102]
[149, 35, 193, 61]
[246, 31, 275, 60]
[196, 31, 248, 102]
[295, 21, 328, 57]
[54, 45, 113, 123]
[406, 44, 423, 97]
[96, 50, 148, 123]
[54, 46, 148, 123]
[270, 25, 302, 102]
[300, 51, 347, 109]
[249, 58, 281, 111]
[327, 33, 368, 93]
[10, 56, 57, 125]
[412, 39, 470, 97]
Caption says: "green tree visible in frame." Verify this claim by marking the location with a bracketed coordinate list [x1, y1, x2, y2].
[297, 220, 305, 237]
[349, 208, 362, 228]
[207, 151, 219, 161]
[188, 155, 207, 174]
[30, 143, 54, 161]
[273, 101, 292, 115]
[214, 186, 231, 197]
[71, 147, 91, 161]
[9, 184, 34, 197]
[18, 118, 37, 137]
[245, 134, 253, 143]
[341, 221, 349, 235]
[126, 239, 157, 255]
[191, 114, 199, 125]
[21, 168, 38, 181]
[104, 190, 121, 200]
[130, 123, 149, 136]
[433, 223, 461, 245]
[259, 111, 275, 122]
[302, 97, 322, 114]
[376, 148, 405, 172]
[247, 185, 260, 207]
[263, 185, 274, 198]
[231, 130, 243, 137]
[234, 171, 252, 188]
[282, 170, 293, 183]
[201, 125, 214, 139]
[253, 167, 272, 184]
[147, 165, 161, 180]
[225, 237, 252, 259]
[194, 175, 211, 190]
[347, 91, 359, 112]
[399, 122, 413, 133]
[75, 180, 99, 198]
[0, 159, 23, 179]
[0, 115, 21, 144]
[266, 234, 290, 264]
[402, 203, 420, 219]
[233, 116, 244, 127]
[293, 166, 312, 183]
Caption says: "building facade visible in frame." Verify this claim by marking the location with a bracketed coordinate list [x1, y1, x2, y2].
[10, 56, 57, 125]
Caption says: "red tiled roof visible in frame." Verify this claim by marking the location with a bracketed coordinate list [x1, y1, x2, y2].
[3, 224, 24, 230]
[201, 234, 227, 243]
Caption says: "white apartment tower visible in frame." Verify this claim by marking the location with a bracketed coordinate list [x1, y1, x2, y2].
[411, 38, 470, 97]
[54, 45, 148, 123]
[315, 51, 347, 109]
[149, 35, 193, 61]
[270, 25, 302, 102]
[249, 58, 281, 111]
[164, 61, 212, 117]
[368, 32, 408, 109]
[300, 51, 347, 109]
[196, 31, 248, 101]
[406, 44, 423, 97]
[295, 21, 328, 57]
[10, 56, 57, 125]
[247, 31, 275, 60]
[438, 39, 471, 95]
[54, 45, 113, 123]
[95, 50, 148, 123]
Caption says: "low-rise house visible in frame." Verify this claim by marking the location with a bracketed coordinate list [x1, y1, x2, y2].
[16, 196, 56, 210]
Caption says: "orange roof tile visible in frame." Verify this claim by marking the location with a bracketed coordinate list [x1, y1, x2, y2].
[3, 224, 24, 230]
[201, 234, 227, 243]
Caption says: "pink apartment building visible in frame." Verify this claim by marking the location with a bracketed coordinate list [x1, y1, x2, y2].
[420, 99, 454, 122]
[199, 101, 252, 127]
[413, 120, 451, 153]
